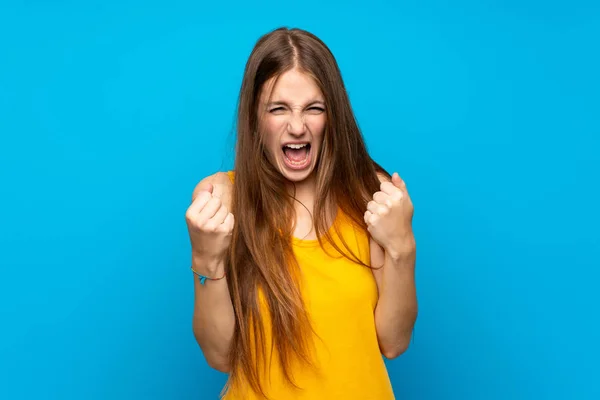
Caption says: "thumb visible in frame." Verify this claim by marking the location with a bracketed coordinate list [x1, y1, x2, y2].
[192, 181, 214, 201]
[391, 172, 405, 189]
[199, 181, 214, 193]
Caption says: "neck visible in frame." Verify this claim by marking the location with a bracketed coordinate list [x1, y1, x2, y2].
[284, 172, 337, 240]
[286, 173, 316, 211]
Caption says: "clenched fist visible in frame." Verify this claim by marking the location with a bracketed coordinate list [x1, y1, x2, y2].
[364, 172, 415, 258]
[185, 180, 234, 269]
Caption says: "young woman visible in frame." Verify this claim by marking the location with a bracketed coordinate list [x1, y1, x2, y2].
[185, 27, 418, 399]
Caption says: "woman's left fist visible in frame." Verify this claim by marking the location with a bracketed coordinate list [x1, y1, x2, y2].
[365, 172, 415, 257]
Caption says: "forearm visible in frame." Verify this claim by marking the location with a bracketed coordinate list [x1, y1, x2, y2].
[374, 245, 418, 359]
[192, 257, 235, 372]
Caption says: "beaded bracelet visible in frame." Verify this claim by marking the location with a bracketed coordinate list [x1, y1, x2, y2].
[190, 266, 226, 285]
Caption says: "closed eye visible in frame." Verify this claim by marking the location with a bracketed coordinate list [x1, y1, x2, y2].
[269, 106, 325, 113]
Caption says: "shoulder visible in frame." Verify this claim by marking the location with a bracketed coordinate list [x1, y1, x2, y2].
[207, 171, 233, 185]
[191, 171, 233, 201]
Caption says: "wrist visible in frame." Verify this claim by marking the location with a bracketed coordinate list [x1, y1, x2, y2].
[384, 235, 416, 263]
[191, 252, 226, 275]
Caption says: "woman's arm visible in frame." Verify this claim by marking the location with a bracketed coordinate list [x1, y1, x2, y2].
[192, 256, 235, 372]
[370, 237, 417, 359]
[368, 172, 418, 359]
[188, 172, 235, 372]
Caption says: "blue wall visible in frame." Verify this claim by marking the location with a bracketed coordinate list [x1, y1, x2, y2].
[1, 1, 598, 399]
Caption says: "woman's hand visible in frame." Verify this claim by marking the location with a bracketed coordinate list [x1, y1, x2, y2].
[364, 172, 415, 259]
[185, 180, 235, 271]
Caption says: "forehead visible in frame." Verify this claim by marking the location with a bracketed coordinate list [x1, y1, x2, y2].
[261, 68, 324, 104]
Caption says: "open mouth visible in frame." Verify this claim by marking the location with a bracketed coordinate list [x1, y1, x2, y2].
[282, 143, 312, 170]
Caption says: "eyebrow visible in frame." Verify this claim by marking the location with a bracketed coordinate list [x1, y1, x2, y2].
[266, 100, 326, 107]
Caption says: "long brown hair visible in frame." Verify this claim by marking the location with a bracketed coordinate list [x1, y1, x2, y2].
[225, 27, 389, 398]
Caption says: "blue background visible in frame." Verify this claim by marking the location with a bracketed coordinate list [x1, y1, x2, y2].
[1, 1, 599, 399]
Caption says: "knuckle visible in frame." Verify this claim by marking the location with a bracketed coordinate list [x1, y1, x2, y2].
[214, 224, 226, 233]
[186, 214, 200, 225]
[204, 222, 218, 232]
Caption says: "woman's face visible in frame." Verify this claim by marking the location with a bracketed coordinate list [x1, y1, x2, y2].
[258, 68, 326, 183]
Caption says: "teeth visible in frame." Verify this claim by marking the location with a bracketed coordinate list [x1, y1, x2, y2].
[285, 143, 308, 149]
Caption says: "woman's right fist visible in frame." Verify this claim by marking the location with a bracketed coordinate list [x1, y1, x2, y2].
[185, 179, 234, 264]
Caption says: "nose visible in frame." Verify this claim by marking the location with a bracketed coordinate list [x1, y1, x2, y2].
[287, 111, 306, 136]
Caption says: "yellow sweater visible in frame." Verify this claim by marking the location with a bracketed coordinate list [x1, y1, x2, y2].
[222, 171, 394, 399]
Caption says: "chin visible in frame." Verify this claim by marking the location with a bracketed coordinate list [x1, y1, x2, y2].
[279, 166, 315, 182]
